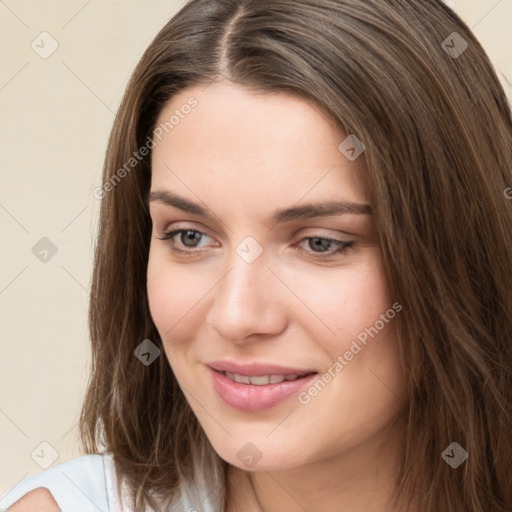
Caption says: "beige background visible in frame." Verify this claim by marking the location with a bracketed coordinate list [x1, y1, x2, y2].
[0, 0, 511, 492]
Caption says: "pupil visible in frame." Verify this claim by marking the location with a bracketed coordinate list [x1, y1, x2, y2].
[182, 230, 200, 247]
[310, 238, 330, 252]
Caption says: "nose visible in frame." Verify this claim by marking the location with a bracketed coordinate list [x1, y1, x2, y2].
[205, 249, 288, 343]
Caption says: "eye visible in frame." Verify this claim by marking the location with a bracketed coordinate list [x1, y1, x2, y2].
[296, 237, 356, 259]
[157, 228, 212, 257]
[156, 228, 356, 260]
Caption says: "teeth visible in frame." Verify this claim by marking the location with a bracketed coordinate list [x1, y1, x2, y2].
[224, 372, 303, 385]
[249, 375, 272, 385]
[233, 373, 250, 384]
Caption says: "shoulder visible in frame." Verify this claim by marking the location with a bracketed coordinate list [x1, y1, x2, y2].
[7, 487, 60, 511]
[0, 453, 114, 512]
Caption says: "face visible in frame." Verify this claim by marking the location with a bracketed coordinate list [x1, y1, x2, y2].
[147, 81, 407, 472]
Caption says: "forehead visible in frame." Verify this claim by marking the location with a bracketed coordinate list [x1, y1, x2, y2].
[150, 82, 367, 208]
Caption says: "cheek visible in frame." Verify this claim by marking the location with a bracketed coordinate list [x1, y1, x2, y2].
[146, 249, 204, 381]
[146, 246, 211, 344]
[281, 250, 403, 394]
[278, 249, 393, 343]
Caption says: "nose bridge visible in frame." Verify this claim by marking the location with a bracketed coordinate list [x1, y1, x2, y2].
[206, 240, 286, 341]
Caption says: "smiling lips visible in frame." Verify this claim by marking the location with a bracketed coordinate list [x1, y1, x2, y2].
[207, 360, 318, 412]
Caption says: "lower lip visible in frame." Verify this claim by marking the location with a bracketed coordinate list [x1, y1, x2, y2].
[208, 367, 317, 412]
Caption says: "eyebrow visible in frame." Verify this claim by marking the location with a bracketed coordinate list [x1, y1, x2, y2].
[148, 190, 372, 223]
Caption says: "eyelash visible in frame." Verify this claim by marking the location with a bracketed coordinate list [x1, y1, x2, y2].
[156, 228, 356, 260]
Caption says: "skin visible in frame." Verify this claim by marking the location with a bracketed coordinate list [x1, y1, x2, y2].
[147, 81, 410, 512]
[8, 488, 60, 511]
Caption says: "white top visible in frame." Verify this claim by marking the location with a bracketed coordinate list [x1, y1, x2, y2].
[0, 452, 222, 512]
[0, 452, 122, 512]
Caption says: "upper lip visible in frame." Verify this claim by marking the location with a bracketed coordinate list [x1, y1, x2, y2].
[207, 360, 317, 376]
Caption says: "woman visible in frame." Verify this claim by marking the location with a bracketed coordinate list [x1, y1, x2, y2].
[2, 0, 511, 511]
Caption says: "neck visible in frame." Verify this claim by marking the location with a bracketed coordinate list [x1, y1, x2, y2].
[226, 413, 414, 512]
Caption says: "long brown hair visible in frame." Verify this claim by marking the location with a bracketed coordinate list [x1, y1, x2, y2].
[79, 1, 512, 511]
